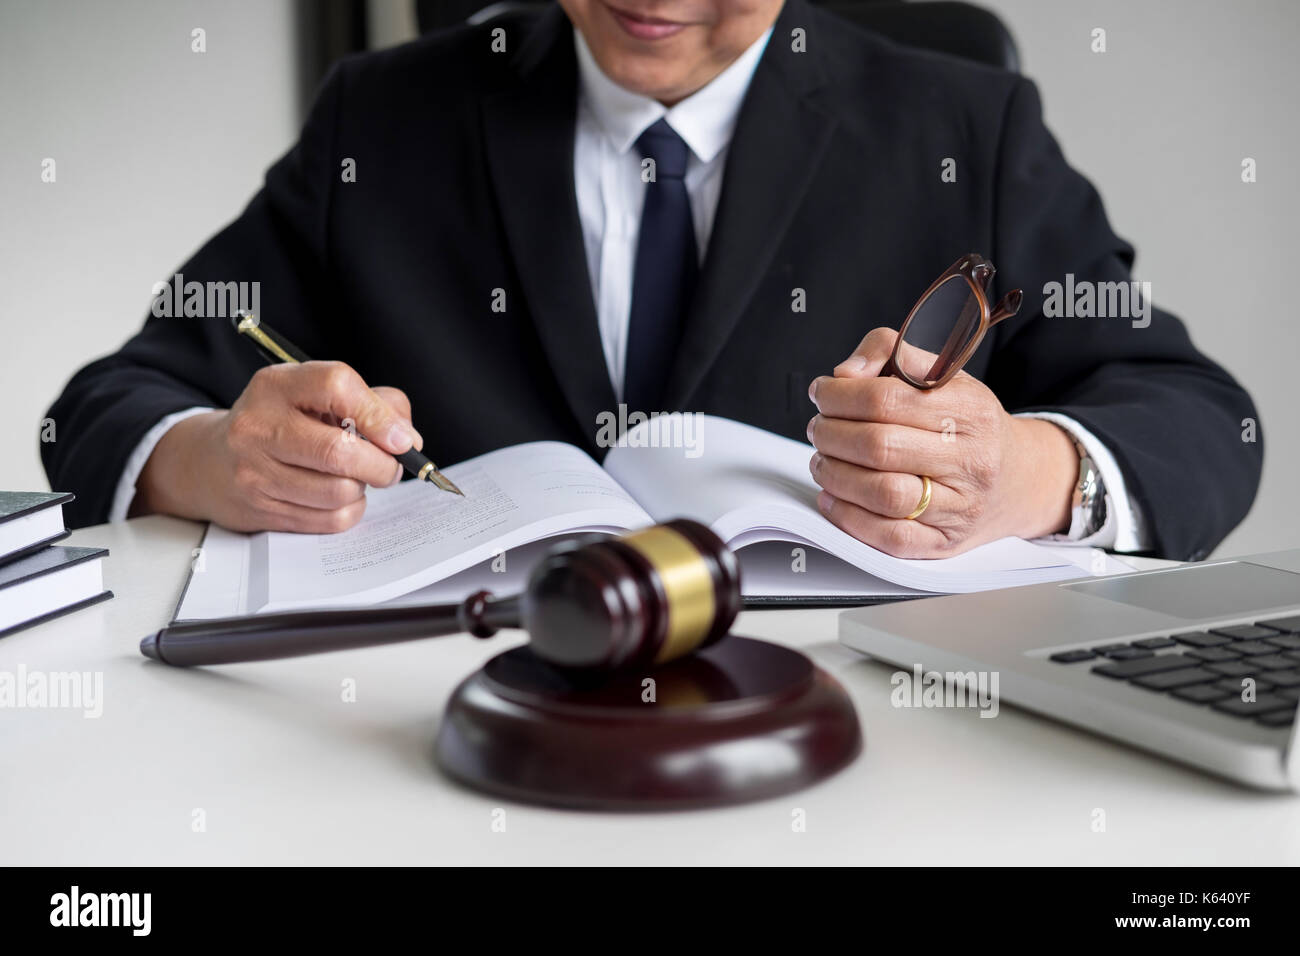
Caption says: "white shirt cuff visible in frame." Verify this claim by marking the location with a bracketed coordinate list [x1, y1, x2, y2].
[108, 407, 215, 522]
[1013, 411, 1150, 553]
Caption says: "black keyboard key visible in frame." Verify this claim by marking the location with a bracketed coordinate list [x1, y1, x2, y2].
[1278, 688, 1300, 702]
[1264, 669, 1300, 688]
[1263, 634, 1300, 650]
[1285, 650, 1300, 663]
[1132, 636, 1177, 649]
[1132, 667, 1219, 690]
[1093, 654, 1203, 679]
[1186, 646, 1242, 662]
[1091, 643, 1133, 653]
[1249, 654, 1297, 671]
[1205, 660, 1256, 678]
[1171, 632, 1232, 648]
[1257, 614, 1300, 634]
[1211, 624, 1282, 641]
[1051, 649, 1097, 663]
[1212, 677, 1275, 696]
[1212, 694, 1295, 717]
[1171, 683, 1232, 704]
[1230, 640, 1279, 656]
[1257, 709, 1296, 727]
[1104, 647, 1153, 661]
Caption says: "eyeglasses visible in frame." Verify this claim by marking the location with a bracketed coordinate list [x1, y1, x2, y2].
[881, 253, 1023, 389]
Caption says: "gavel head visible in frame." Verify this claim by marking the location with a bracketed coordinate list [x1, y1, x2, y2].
[519, 519, 742, 673]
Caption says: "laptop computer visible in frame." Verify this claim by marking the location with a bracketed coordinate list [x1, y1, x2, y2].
[838, 549, 1300, 790]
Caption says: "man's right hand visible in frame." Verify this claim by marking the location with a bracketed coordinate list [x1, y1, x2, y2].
[133, 361, 423, 533]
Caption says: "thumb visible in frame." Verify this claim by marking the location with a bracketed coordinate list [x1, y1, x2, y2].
[834, 327, 900, 378]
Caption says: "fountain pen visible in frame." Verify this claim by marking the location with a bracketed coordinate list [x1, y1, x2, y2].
[231, 313, 464, 496]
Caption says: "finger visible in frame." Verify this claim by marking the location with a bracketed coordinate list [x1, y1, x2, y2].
[833, 327, 899, 378]
[371, 386, 422, 451]
[252, 494, 369, 535]
[809, 374, 950, 432]
[809, 453, 951, 521]
[370, 385, 412, 421]
[808, 414, 954, 478]
[276, 361, 422, 455]
[816, 491, 953, 558]
[243, 456, 368, 511]
[271, 410, 408, 488]
[832, 328, 947, 384]
[887, 336, 947, 385]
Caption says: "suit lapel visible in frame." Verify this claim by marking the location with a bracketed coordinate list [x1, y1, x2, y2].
[663, 0, 839, 409]
[480, 7, 615, 446]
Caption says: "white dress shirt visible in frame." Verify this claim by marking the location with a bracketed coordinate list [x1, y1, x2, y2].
[573, 26, 772, 401]
[112, 24, 1148, 551]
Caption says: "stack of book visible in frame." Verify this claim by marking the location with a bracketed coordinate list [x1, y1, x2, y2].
[0, 492, 112, 637]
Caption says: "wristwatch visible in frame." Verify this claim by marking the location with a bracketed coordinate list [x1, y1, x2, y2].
[1066, 437, 1107, 540]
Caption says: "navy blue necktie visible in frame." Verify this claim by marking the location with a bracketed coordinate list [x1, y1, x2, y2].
[625, 118, 698, 412]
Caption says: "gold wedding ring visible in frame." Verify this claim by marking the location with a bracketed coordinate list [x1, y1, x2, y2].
[904, 475, 932, 521]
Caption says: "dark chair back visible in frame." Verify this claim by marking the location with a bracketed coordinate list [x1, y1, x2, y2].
[824, 1, 1018, 70]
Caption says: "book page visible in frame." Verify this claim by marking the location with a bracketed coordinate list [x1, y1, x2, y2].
[603, 415, 1086, 593]
[729, 540, 928, 600]
[372, 533, 599, 607]
[243, 441, 650, 612]
[174, 528, 604, 621]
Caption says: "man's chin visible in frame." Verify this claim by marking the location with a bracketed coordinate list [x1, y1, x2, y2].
[596, 49, 699, 101]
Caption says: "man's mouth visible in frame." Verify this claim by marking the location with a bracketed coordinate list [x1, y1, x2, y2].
[604, 4, 690, 40]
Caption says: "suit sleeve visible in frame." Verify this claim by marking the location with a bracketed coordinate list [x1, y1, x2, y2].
[41, 64, 350, 529]
[984, 77, 1262, 560]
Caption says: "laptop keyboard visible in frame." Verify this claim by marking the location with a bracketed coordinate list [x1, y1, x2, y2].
[1049, 613, 1300, 728]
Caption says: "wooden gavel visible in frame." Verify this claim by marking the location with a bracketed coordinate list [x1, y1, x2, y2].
[140, 519, 742, 673]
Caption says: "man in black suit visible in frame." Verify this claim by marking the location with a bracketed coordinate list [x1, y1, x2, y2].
[43, 0, 1261, 561]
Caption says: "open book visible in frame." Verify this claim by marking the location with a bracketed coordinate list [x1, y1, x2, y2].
[176, 415, 1121, 620]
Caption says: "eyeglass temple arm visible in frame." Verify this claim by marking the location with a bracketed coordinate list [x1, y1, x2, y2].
[989, 288, 1024, 325]
[936, 289, 1022, 377]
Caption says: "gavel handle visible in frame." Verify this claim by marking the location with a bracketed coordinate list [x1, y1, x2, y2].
[139, 591, 520, 666]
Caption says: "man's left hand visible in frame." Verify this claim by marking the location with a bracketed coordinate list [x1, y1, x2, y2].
[807, 328, 1079, 558]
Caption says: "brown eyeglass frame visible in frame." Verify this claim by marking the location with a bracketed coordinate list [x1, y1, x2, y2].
[881, 253, 1023, 389]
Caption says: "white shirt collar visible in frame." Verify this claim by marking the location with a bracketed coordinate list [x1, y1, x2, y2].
[574, 25, 774, 163]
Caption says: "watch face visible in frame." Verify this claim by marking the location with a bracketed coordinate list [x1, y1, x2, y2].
[1078, 457, 1097, 495]
[1081, 468, 1102, 535]
[1077, 455, 1106, 536]
[1088, 490, 1107, 531]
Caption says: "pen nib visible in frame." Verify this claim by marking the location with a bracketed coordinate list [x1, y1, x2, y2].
[428, 470, 465, 497]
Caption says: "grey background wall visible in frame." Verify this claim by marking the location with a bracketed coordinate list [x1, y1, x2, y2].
[976, 0, 1299, 558]
[2, 0, 1295, 557]
[0, 0, 299, 502]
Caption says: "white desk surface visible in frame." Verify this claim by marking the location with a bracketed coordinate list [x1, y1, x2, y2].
[2, 516, 1296, 865]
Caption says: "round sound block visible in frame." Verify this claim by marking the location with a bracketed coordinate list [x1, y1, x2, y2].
[435, 636, 862, 811]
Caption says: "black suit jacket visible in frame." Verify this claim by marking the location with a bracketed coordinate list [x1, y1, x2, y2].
[43, 0, 1261, 559]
